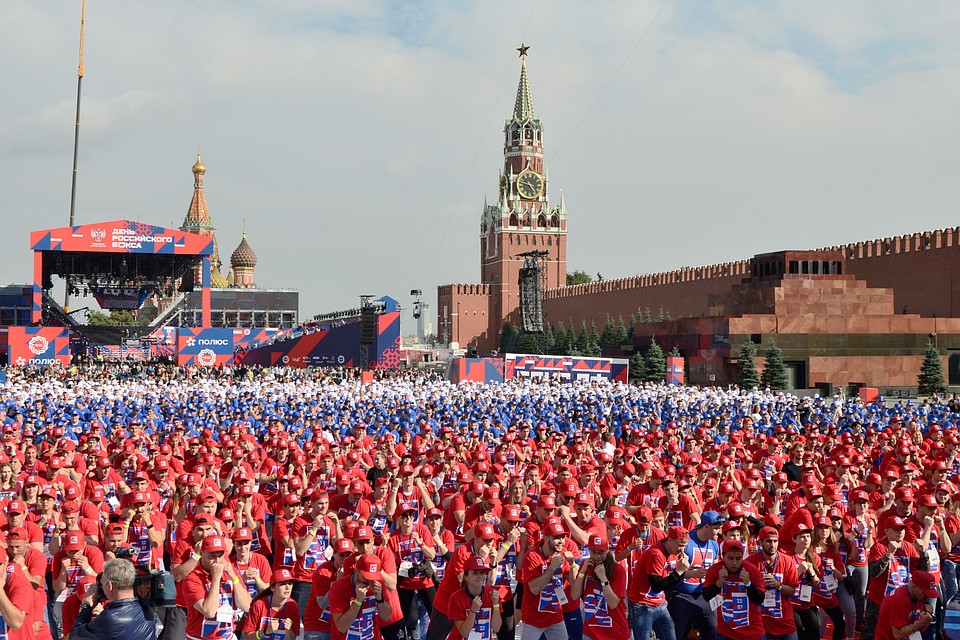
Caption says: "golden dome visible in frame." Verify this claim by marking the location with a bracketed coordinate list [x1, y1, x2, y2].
[192, 153, 206, 175]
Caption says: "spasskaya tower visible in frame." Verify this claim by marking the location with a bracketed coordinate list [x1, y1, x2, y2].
[438, 44, 567, 351]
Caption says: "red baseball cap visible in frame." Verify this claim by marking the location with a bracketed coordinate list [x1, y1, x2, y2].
[271, 568, 294, 585]
[64, 531, 85, 552]
[232, 527, 253, 542]
[542, 522, 566, 538]
[356, 554, 383, 580]
[463, 555, 490, 573]
[587, 534, 608, 551]
[201, 535, 227, 553]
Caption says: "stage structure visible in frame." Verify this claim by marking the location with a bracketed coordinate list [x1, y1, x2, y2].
[29, 220, 214, 326]
[518, 250, 548, 333]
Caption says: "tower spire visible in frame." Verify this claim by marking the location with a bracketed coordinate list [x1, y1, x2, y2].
[513, 42, 535, 121]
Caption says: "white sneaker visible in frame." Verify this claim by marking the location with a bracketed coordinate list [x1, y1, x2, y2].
[946, 601, 960, 610]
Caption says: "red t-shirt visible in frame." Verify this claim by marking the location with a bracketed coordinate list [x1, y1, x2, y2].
[520, 546, 569, 628]
[231, 552, 272, 599]
[2, 564, 37, 640]
[291, 515, 336, 582]
[303, 559, 339, 632]
[51, 547, 105, 596]
[447, 584, 509, 640]
[182, 565, 242, 640]
[628, 542, 677, 606]
[745, 551, 799, 638]
[614, 524, 666, 588]
[271, 516, 298, 571]
[387, 526, 436, 591]
[328, 574, 383, 640]
[580, 562, 629, 640]
[238, 597, 301, 640]
[434, 543, 482, 617]
[875, 584, 929, 640]
[704, 560, 765, 640]
[657, 494, 699, 529]
[867, 540, 920, 606]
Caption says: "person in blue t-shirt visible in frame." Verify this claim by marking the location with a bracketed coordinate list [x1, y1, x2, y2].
[668, 511, 725, 640]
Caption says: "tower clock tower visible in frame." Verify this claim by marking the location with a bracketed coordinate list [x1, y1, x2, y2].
[480, 43, 567, 332]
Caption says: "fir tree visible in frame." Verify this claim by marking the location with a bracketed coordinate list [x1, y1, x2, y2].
[644, 339, 667, 383]
[500, 323, 517, 354]
[615, 315, 629, 347]
[541, 323, 555, 355]
[918, 340, 947, 396]
[737, 340, 761, 390]
[643, 307, 653, 323]
[599, 316, 616, 349]
[657, 307, 665, 322]
[589, 321, 601, 352]
[552, 322, 570, 355]
[575, 321, 590, 354]
[629, 351, 646, 383]
[760, 341, 789, 391]
[668, 346, 681, 357]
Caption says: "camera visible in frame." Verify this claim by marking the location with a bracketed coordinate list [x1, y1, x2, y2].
[95, 569, 177, 609]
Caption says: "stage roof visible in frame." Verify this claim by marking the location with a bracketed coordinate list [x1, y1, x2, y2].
[30, 220, 213, 256]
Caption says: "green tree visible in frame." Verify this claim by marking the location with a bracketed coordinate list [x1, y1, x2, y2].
[515, 332, 538, 354]
[737, 340, 761, 390]
[541, 323, 555, 354]
[574, 321, 589, 355]
[918, 340, 947, 396]
[500, 323, 517, 353]
[657, 307, 665, 322]
[629, 352, 646, 383]
[644, 339, 666, 383]
[87, 310, 140, 326]
[615, 315, 629, 347]
[760, 341, 789, 391]
[643, 307, 653, 323]
[551, 322, 569, 355]
[566, 270, 593, 286]
[599, 316, 616, 349]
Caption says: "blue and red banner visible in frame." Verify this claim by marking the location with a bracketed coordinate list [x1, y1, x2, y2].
[8, 327, 72, 367]
[176, 328, 235, 367]
[504, 354, 629, 382]
[30, 220, 213, 256]
[236, 311, 402, 369]
[447, 358, 505, 383]
[666, 356, 685, 385]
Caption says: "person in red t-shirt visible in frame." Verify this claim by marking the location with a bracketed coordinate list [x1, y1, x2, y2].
[238, 567, 301, 640]
[304, 538, 354, 639]
[570, 533, 628, 640]
[745, 526, 799, 639]
[387, 502, 436, 639]
[231, 527, 272, 599]
[0, 546, 35, 640]
[702, 539, 766, 640]
[329, 554, 393, 640]
[446, 555, 506, 640]
[427, 522, 497, 640]
[874, 570, 936, 640]
[864, 515, 922, 640]
[521, 521, 576, 640]
[628, 526, 691, 640]
[182, 534, 253, 640]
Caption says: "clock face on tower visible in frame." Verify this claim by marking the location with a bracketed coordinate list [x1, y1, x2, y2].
[516, 170, 543, 199]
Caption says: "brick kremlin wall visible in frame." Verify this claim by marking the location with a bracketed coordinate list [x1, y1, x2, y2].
[832, 227, 960, 318]
[545, 226, 960, 331]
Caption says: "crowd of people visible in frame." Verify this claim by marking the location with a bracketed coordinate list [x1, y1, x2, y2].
[0, 363, 953, 640]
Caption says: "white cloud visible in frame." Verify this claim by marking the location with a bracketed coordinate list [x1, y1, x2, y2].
[2, 0, 960, 324]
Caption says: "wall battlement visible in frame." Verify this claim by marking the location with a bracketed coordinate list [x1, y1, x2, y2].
[827, 227, 958, 260]
[547, 259, 753, 297]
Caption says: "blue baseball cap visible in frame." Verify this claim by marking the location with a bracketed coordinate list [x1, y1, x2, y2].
[698, 511, 726, 528]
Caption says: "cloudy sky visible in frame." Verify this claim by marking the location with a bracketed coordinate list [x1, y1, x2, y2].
[3, 1, 960, 330]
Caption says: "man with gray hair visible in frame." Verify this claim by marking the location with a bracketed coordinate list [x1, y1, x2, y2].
[70, 558, 157, 640]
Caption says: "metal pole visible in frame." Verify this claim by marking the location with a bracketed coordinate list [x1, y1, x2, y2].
[64, 0, 85, 311]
